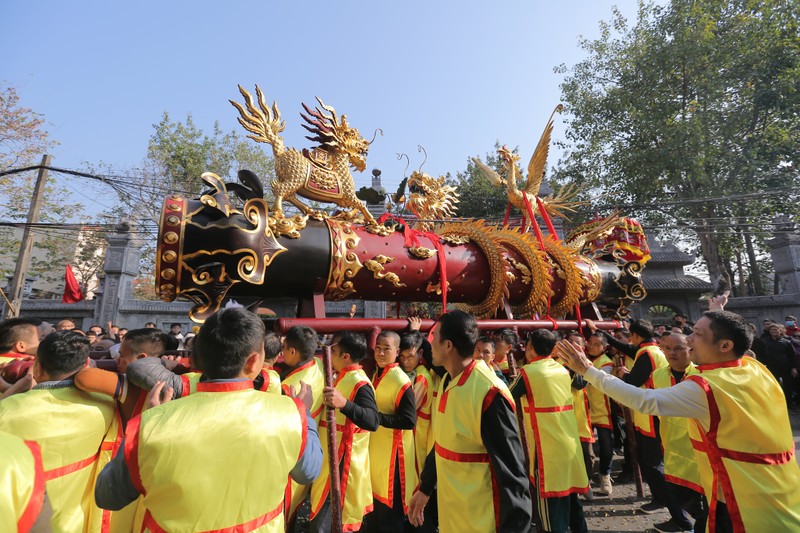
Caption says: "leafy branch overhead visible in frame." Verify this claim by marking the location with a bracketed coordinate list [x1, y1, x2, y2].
[553, 0, 800, 293]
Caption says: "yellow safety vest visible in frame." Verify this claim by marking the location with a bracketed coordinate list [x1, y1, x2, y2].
[281, 358, 325, 421]
[413, 364, 434, 473]
[685, 357, 800, 532]
[0, 382, 119, 532]
[257, 368, 281, 395]
[310, 365, 373, 530]
[433, 360, 513, 532]
[651, 364, 702, 493]
[572, 382, 593, 443]
[370, 363, 417, 513]
[180, 369, 280, 397]
[586, 354, 614, 429]
[126, 380, 306, 533]
[281, 357, 325, 523]
[0, 352, 30, 365]
[429, 369, 442, 404]
[178, 372, 203, 397]
[0, 431, 45, 533]
[496, 358, 510, 378]
[519, 357, 589, 497]
[628, 342, 668, 437]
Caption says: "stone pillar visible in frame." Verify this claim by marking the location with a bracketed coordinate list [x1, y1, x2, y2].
[767, 217, 800, 295]
[95, 222, 141, 325]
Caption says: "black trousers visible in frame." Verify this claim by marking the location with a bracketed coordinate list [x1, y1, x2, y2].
[595, 427, 614, 476]
[635, 429, 692, 529]
[363, 457, 405, 533]
[668, 482, 707, 532]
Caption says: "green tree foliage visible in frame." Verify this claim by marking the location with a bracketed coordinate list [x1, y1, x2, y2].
[112, 112, 275, 226]
[0, 84, 53, 172]
[449, 143, 515, 220]
[554, 0, 800, 292]
[0, 84, 98, 295]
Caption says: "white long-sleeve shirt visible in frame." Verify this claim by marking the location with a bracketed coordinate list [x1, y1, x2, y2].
[583, 366, 710, 432]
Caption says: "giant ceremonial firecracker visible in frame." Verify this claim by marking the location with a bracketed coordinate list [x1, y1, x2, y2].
[155, 86, 649, 322]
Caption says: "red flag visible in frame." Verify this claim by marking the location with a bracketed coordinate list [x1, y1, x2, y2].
[63, 264, 84, 303]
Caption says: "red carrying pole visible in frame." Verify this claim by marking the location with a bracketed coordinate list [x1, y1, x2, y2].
[322, 346, 343, 533]
[274, 318, 622, 335]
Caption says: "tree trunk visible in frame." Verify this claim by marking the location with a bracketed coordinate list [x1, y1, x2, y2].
[696, 226, 731, 293]
[742, 231, 764, 295]
[735, 249, 745, 297]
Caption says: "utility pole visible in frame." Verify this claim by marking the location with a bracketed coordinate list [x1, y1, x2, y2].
[4, 155, 51, 319]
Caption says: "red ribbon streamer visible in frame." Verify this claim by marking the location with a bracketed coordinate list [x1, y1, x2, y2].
[520, 194, 553, 317]
[535, 196, 559, 240]
[376, 214, 448, 312]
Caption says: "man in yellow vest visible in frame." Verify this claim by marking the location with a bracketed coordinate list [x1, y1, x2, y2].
[310, 331, 379, 533]
[584, 332, 615, 496]
[409, 311, 531, 532]
[650, 332, 706, 533]
[585, 318, 670, 514]
[565, 332, 596, 502]
[0, 318, 40, 365]
[511, 329, 589, 533]
[0, 331, 120, 532]
[73, 328, 173, 425]
[279, 325, 326, 528]
[364, 330, 417, 532]
[398, 330, 434, 474]
[122, 329, 282, 398]
[559, 309, 800, 532]
[95, 308, 323, 532]
[493, 328, 518, 381]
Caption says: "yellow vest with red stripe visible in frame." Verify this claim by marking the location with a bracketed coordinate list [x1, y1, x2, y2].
[495, 358, 510, 377]
[258, 368, 281, 395]
[310, 366, 373, 530]
[685, 357, 800, 532]
[370, 363, 417, 512]
[282, 358, 325, 421]
[412, 364, 434, 473]
[0, 382, 119, 532]
[180, 369, 280, 397]
[281, 358, 325, 521]
[652, 364, 702, 493]
[629, 342, 668, 437]
[126, 380, 306, 533]
[433, 360, 513, 532]
[572, 384, 593, 443]
[178, 371, 202, 397]
[0, 431, 45, 533]
[519, 357, 589, 497]
[0, 352, 30, 365]
[586, 354, 614, 429]
[429, 368, 442, 405]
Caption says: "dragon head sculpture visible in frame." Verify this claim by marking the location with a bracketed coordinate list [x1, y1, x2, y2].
[301, 98, 371, 172]
[406, 170, 459, 231]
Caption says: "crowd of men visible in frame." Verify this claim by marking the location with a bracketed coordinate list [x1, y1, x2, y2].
[0, 303, 799, 532]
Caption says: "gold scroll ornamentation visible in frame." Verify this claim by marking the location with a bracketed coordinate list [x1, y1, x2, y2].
[409, 246, 436, 259]
[365, 255, 406, 288]
[325, 219, 363, 300]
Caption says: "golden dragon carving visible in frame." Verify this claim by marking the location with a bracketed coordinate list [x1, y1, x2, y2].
[230, 85, 381, 226]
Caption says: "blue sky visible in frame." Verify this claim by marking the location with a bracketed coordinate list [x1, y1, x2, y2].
[2, 1, 646, 212]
